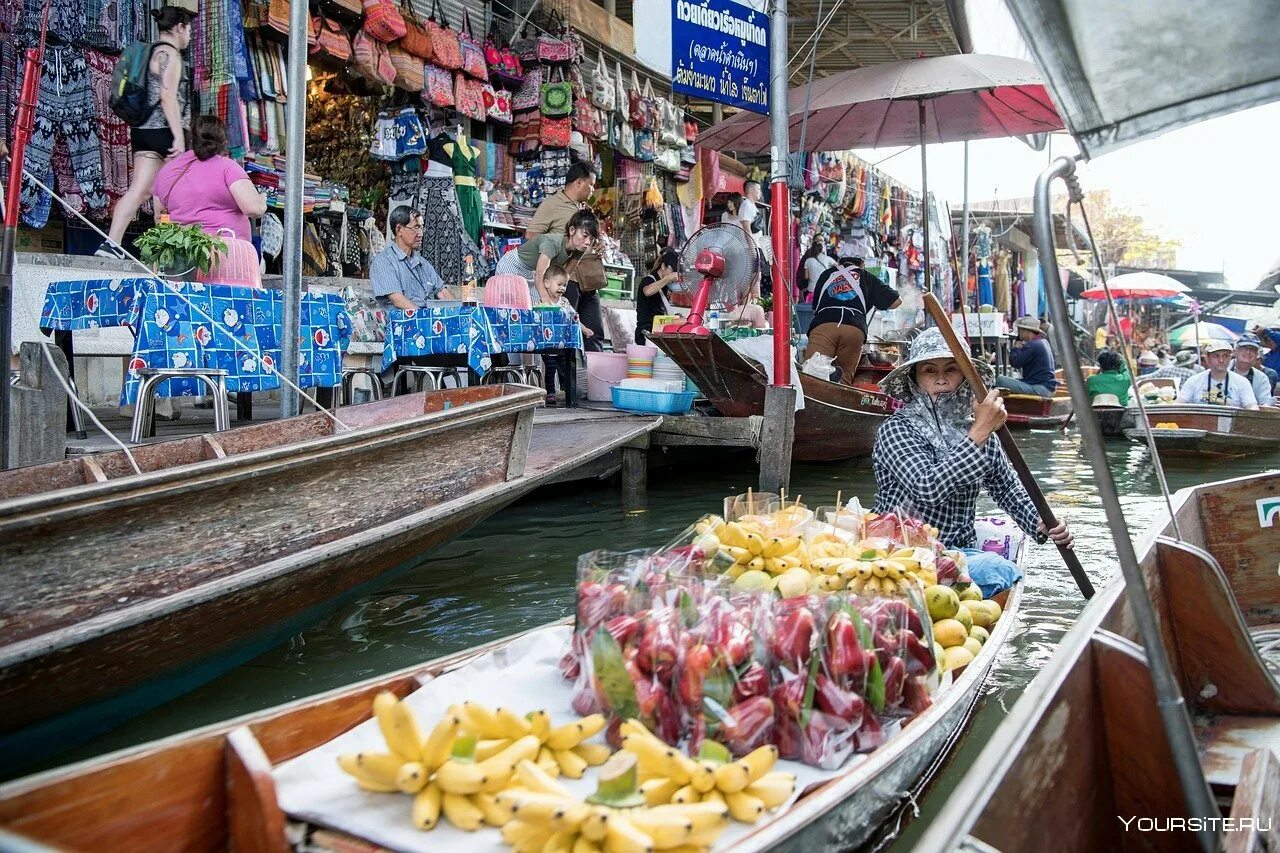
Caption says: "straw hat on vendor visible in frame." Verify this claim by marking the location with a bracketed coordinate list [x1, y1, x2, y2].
[871, 328, 1073, 598]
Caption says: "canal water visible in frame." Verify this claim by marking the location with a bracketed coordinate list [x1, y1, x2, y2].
[54, 432, 1276, 846]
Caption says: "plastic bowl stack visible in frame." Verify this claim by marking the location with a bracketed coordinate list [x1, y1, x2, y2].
[626, 343, 657, 380]
[653, 352, 686, 385]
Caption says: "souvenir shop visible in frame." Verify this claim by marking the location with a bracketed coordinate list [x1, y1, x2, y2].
[1, 0, 706, 295]
[790, 150, 955, 328]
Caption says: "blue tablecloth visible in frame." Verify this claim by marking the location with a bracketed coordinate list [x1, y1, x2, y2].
[382, 305, 583, 375]
[41, 278, 351, 404]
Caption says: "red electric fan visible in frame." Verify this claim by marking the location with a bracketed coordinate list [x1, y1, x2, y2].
[662, 224, 760, 335]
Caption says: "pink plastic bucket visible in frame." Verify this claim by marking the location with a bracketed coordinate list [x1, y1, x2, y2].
[585, 351, 629, 402]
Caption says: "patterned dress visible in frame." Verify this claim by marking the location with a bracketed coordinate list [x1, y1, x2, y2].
[451, 135, 484, 243]
[416, 133, 490, 285]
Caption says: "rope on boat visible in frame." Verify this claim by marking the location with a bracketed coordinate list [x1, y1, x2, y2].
[1073, 202, 1182, 541]
[41, 342, 143, 475]
[1251, 628, 1280, 674]
[19, 168, 354, 438]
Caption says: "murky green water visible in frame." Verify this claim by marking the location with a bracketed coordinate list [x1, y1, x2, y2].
[50, 432, 1278, 846]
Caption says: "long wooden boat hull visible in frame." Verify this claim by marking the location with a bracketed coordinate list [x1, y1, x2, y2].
[1124, 404, 1280, 458]
[0, 559, 1024, 852]
[915, 470, 1280, 851]
[648, 332, 890, 461]
[1002, 392, 1072, 429]
[0, 386, 548, 770]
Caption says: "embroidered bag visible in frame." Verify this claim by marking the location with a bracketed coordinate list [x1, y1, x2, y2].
[537, 16, 573, 65]
[423, 61, 455, 107]
[361, 0, 407, 43]
[455, 73, 487, 121]
[512, 65, 542, 112]
[589, 48, 615, 111]
[315, 17, 352, 62]
[540, 66, 572, 117]
[573, 95, 598, 135]
[396, 1, 434, 61]
[426, 0, 462, 70]
[458, 9, 487, 79]
[354, 30, 397, 86]
[388, 46, 423, 91]
[540, 116, 571, 148]
[511, 27, 538, 64]
[485, 85, 512, 124]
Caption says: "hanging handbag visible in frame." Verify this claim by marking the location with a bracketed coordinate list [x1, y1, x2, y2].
[633, 127, 655, 162]
[539, 66, 572, 117]
[388, 46, 423, 91]
[361, 0, 407, 43]
[540, 116, 571, 148]
[314, 17, 352, 61]
[684, 118, 698, 143]
[426, 0, 462, 70]
[589, 48, 615, 111]
[354, 30, 397, 86]
[511, 26, 538, 64]
[321, 0, 363, 21]
[423, 61, 455, 107]
[592, 106, 609, 142]
[655, 146, 680, 173]
[611, 110, 635, 158]
[266, 0, 289, 37]
[537, 17, 573, 65]
[573, 95, 598, 135]
[512, 65, 542, 112]
[485, 85, 512, 124]
[396, 1, 434, 61]
[458, 9, 487, 80]
[455, 73, 486, 121]
[628, 69, 652, 129]
[680, 143, 697, 166]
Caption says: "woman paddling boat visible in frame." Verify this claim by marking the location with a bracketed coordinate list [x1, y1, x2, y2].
[873, 329, 1074, 597]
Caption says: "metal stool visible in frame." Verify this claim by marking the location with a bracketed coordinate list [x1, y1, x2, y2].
[484, 365, 542, 387]
[131, 368, 228, 443]
[392, 365, 463, 395]
[340, 367, 384, 405]
[66, 375, 87, 440]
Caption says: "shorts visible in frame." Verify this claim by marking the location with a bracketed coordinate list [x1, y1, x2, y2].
[131, 127, 174, 157]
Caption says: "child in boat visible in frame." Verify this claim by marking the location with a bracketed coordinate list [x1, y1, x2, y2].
[872, 328, 1074, 597]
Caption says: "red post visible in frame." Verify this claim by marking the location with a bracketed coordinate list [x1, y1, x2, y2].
[3, 48, 40, 229]
[769, 179, 791, 387]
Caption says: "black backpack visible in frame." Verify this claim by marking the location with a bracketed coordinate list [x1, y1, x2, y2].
[109, 41, 160, 126]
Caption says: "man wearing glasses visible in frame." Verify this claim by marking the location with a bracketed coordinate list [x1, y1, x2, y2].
[372, 206, 454, 309]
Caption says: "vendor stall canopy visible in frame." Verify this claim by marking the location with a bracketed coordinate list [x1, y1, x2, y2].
[1003, 0, 1280, 158]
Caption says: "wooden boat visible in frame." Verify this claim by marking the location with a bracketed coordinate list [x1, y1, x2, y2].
[1092, 403, 1133, 437]
[0, 553, 1025, 852]
[0, 385, 660, 772]
[915, 470, 1280, 851]
[1123, 404, 1280, 458]
[1001, 390, 1073, 429]
[649, 331, 891, 461]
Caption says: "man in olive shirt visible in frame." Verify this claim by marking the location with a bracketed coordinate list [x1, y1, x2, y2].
[525, 162, 596, 239]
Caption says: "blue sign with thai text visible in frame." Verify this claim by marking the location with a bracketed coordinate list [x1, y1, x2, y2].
[671, 0, 769, 114]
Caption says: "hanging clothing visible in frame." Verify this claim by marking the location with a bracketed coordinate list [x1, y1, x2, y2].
[85, 47, 132, 207]
[417, 134, 490, 284]
[450, 134, 484, 243]
[18, 45, 107, 223]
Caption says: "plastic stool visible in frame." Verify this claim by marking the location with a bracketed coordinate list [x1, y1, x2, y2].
[131, 368, 228, 443]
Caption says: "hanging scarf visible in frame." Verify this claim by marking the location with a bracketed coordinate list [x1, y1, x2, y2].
[893, 380, 977, 452]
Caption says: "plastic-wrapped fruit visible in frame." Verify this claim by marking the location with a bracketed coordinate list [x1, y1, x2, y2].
[733, 570, 773, 592]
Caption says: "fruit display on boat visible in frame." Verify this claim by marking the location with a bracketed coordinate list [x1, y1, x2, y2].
[922, 555, 1005, 673]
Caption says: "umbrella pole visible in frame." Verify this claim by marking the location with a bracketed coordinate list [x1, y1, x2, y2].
[919, 101, 931, 301]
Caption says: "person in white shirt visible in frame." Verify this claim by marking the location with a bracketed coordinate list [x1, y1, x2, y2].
[1229, 334, 1275, 406]
[1177, 340, 1259, 409]
[799, 241, 835, 302]
[736, 181, 763, 235]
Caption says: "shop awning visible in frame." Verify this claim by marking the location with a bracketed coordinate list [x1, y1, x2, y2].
[1002, 0, 1280, 158]
[700, 149, 747, 198]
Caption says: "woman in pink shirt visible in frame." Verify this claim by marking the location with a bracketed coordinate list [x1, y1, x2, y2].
[154, 115, 265, 241]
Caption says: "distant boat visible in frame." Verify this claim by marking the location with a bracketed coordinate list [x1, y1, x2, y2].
[1124, 404, 1280, 458]
[1002, 389, 1072, 429]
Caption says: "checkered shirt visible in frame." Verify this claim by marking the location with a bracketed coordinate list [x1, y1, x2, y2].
[872, 414, 1043, 549]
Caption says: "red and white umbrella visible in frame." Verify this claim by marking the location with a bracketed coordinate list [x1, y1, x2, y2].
[1078, 272, 1190, 301]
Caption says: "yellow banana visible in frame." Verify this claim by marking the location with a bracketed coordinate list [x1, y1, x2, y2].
[847, 576, 868, 594]
[337, 751, 404, 789]
[626, 811, 696, 849]
[434, 759, 488, 795]
[442, 792, 485, 831]
[871, 562, 888, 578]
[421, 714, 461, 769]
[516, 757, 575, 798]
[572, 742, 612, 766]
[527, 709, 552, 742]
[454, 701, 501, 737]
[502, 818, 554, 846]
[742, 530, 766, 556]
[648, 801, 731, 832]
[472, 791, 513, 827]
[543, 829, 577, 853]
[639, 777, 682, 806]
[763, 536, 801, 558]
[395, 761, 429, 794]
[724, 545, 751, 564]
[700, 788, 725, 806]
[670, 783, 700, 804]
[747, 556, 766, 574]
[717, 522, 748, 549]
[372, 692, 424, 761]
[688, 760, 716, 794]
[498, 790, 581, 825]
[475, 737, 513, 761]
[744, 771, 796, 809]
[411, 782, 442, 830]
[477, 735, 542, 792]
[581, 808, 609, 842]
[604, 812, 658, 853]
[573, 837, 602, 853]
[724, 789, 765, 823]
[494, 706, 533, 739]
[621, 733, 691, 784]
[537, 745, 563, 776]
[546, 713, 606, 750]
[554, 747, 589, 779]
[725, 563, 749, 580]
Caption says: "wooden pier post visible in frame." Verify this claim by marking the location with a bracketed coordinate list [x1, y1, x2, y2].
[758, 385, 795, 493]
[9, 341, 69, 467]
[621, 434, 649, 512]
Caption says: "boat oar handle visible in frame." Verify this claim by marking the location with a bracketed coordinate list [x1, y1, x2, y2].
[923, 294, 1095, 599]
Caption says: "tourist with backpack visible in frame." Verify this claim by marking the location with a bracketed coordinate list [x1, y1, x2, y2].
[97, 5, 195, 259]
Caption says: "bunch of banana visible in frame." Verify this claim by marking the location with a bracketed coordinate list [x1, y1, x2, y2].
[449, 702, 610, 780]
[498, 752, 731, 853]
[810, 556, 857, 576]
[619, 720, 795, 824]
[336, 691, 453, 794]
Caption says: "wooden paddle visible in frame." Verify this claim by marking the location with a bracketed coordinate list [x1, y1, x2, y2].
[922, 293, 1095, 599]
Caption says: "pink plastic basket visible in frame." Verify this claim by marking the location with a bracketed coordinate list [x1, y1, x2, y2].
[198, 228, 262, 289]
[483, 274, 533, 310]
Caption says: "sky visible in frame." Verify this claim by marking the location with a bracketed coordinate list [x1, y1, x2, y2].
[847, 0, 1280, 291]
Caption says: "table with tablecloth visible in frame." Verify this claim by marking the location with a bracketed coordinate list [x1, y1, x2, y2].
[381, 305, 583, 375]
[41, 277, 351, 405]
